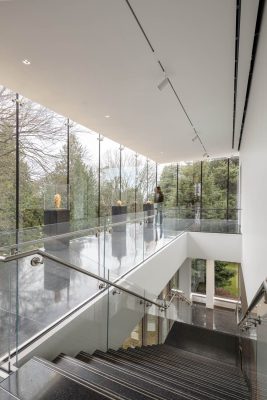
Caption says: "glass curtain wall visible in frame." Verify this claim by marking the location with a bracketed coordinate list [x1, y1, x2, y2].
[121, 146, 136, 213]
[177, 161, 201, 218]
[147, 159, 157, 203]
[202, 159, 228, 219]
[0, 87, 16, 236]
[158, 163, 177, 208]
[19, 96, 67, 229]
[228, 157, 239, 220]
[136, 154, 148, 212]
[69, 123, 98, 223]
[0, 84, 240, 235]
[158, 158, 239, 219]
[100, 137, 120, 217]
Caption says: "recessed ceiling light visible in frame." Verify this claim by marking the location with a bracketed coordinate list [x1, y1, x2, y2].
[105, 115, 110, 118]
[22, 59, 31, 65]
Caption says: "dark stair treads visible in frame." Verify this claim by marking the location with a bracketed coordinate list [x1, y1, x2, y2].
[55, 353, 200, 400]
[112, 347, 248, 396]
[0, 357, 113, 400]
[147, 344, 243, 374]
[166, 321, 239, 366]
[130, 345, 245, 383]
[80, 349, 249, 400]
[46, 355, 158, 400]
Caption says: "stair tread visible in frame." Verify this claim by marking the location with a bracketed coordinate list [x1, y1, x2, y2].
[114, 348, 247, 389]
[79, 350, 250, 400]
[56, 354, 210, 400]
[129, 346, 244, 381]
[158, 344, 241, 371]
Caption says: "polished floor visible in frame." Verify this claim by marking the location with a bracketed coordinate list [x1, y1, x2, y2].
[166, 300, 239, 336]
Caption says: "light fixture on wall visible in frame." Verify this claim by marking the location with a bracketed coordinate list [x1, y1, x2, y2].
[157, 75, 169, 91]
[22, 59, 31, 65]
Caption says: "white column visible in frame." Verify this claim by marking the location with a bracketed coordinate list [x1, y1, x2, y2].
[206, 259, 215, 309]
[179, 258, 191, 300]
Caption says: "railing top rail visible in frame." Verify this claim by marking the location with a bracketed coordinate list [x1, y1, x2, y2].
[0, 248, 165, 310]
[238, 278, 267, 327]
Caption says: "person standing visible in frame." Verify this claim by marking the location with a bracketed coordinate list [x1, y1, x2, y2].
[154, 186, 164, 225]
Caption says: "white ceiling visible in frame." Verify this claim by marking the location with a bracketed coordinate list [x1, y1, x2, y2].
[0, 0, 258, 162]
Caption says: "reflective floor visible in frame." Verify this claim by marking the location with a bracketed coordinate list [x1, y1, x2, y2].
[166, 300, 239, 336]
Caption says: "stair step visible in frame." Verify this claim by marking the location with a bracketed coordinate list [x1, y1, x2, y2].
[56, 353, 202, 400]
[0, 357, 113, 400]
[153, 344, 242, 373]
[131, 345, 245, 382]
[114, 347, 248, 393]
[82, 350, 249, 400]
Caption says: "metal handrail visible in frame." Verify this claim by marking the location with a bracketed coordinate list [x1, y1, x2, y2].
[238, 278, 267, 327]
[164, 288, 192, 307]
[0, 249, 166, 310]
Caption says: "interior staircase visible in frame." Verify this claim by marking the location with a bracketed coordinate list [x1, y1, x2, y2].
[0, 322, 251, 400]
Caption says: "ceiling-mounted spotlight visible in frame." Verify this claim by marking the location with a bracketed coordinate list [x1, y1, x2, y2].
[203, 152, 208, 157]
[157, 75, 169, 91]
[192, 135, 198, 142]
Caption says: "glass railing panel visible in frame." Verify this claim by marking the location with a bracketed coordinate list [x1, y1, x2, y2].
[107, 282, 146, 351]
[143, 304, 159, 346]
[1, 253, 109, 365]
[104, 218, 144, 281]
[122, 320, 143, 349]
[256, 297, 267, 398]
[0, 261, 14, 372]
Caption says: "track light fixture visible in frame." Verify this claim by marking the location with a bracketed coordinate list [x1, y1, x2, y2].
[192, 135, 198, 142]
[157, 75, 169, 91]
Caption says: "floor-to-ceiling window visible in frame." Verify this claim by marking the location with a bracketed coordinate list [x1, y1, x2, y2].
[0, 85, 240, 235]
[0, 88, 16, 239]
[202, 159, 228, 219]
[121, 146, 136, 213]
[157, 163, 177, 208]
[19, 96, 67, 229]
[69, 123, 98, 223]
[136, 154, 148, 212]
[100, 137, 120, 217]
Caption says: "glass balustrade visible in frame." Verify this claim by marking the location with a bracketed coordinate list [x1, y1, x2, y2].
[238, 281, 267, 399]
[0, 206, 242, 373]
[0, 250, 162, 372]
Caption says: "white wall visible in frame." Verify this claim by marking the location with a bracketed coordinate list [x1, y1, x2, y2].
[239, 4, 267, 303]
[187, 232, 242, 262]
[123, 233, 188, 296]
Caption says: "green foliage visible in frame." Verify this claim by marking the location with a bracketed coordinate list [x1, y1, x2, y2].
[159, 159, 239, 219]
[215, 261, 235, 288]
